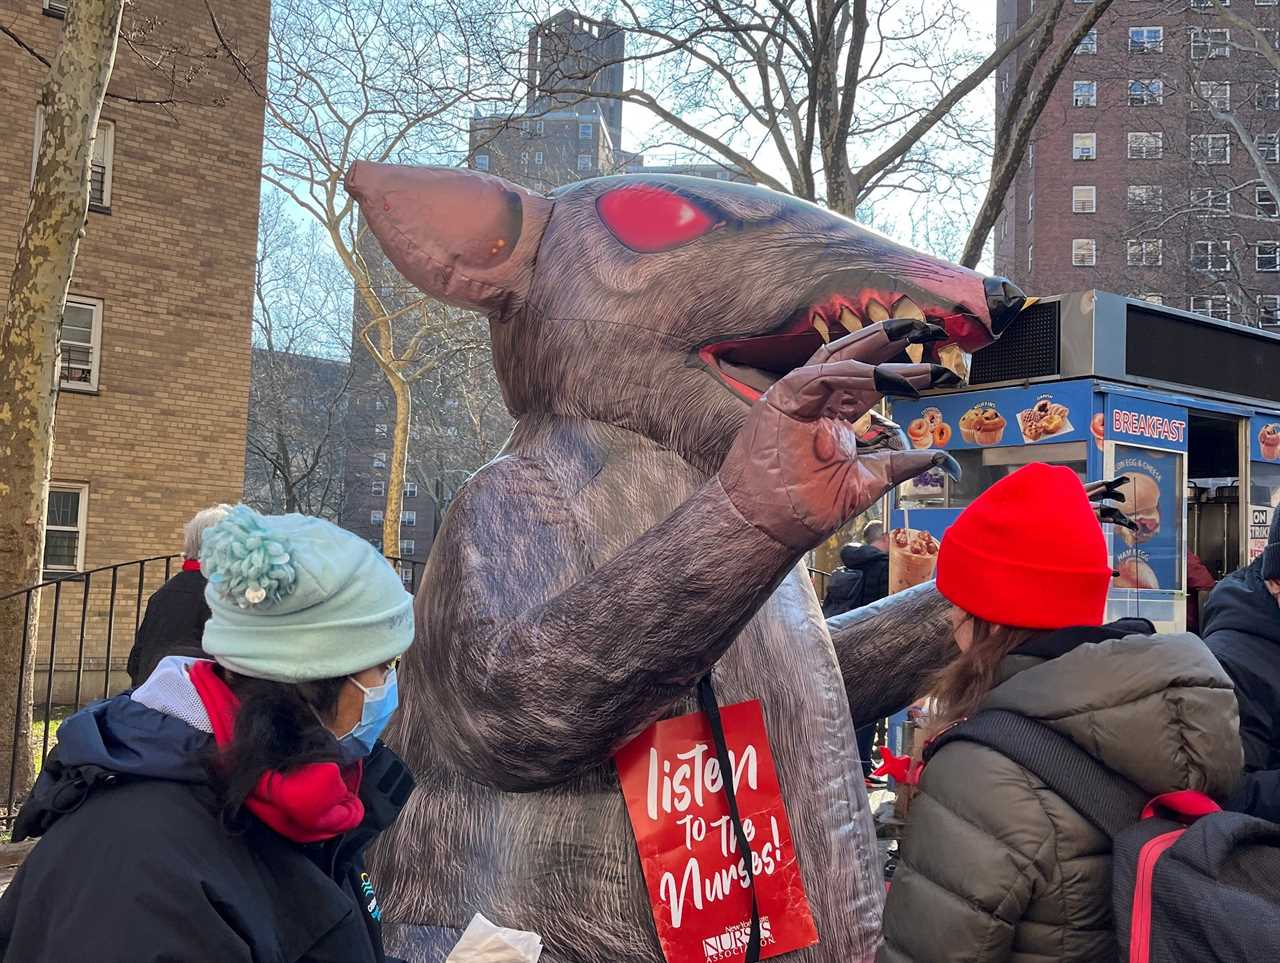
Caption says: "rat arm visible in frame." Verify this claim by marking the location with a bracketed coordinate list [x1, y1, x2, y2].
[412, 322, 957, 792]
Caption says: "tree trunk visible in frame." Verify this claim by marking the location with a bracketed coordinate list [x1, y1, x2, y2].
[382, 371, 411, 555]
[0, 0, 125, 804]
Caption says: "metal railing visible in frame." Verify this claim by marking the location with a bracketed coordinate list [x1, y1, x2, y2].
[0, 554, 425, 832]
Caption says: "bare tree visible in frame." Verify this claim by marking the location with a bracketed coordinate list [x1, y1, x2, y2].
[244, 190, 355, 519]
[0, 0, 125, 799]
[961, 0, 1118, 267]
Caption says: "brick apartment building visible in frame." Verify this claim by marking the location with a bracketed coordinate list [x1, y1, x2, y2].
[0, 0, 268, 695]
[994, 0, 1280, 327]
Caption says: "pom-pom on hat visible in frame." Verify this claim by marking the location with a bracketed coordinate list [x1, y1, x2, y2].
[200, 505, 413, 682]
[935, 463, 1112, 630]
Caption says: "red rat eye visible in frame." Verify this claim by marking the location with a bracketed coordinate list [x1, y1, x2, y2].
[597, 186, 717, 253]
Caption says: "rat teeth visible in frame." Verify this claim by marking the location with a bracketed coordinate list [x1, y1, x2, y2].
[811, 312, 830, 343]
[866, 300, 889, 322]
[892, 296, 925, 321]
[906, 343, 925, 363]
[838, 305, 863, 333]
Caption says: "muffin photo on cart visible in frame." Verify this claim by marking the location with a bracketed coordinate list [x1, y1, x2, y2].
[889, 527, 940, 592]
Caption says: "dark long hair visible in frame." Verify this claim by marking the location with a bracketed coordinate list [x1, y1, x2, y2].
[924, 613, 1035, 740]
[207, 665, 347, 822]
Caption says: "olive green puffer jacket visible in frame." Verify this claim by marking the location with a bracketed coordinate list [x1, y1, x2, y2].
[877, 625, 1243, 963]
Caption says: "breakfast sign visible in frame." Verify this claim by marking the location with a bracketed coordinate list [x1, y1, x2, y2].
[614, 701, 819, 963]
[1105, 397, 1189, 453]
[890, 381, 1092, 452]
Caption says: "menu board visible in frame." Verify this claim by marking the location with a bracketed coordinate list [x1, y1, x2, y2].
[891, 381, 1092, 452]
[1111, 445, 1184, 592]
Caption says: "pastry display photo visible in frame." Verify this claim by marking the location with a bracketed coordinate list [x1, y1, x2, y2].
[889, 527, 940, 592]
[970, 407, 1006, 446]
[1017, 398, 1073, 443]
[907, 407, 952, 449]
[1260, 423, 1280, 461]
[1091, 412, 1106, 452]
[1114, 554, 1159, 590]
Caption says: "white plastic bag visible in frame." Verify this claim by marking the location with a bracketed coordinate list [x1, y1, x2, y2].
[445, 913, 543, 963]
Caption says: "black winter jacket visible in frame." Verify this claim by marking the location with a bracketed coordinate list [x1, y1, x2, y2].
[0, 693, 414, 962]
[821, 544, 889, 618]
[1202, 556, 1280, 821]
[126, 567, 212, 685]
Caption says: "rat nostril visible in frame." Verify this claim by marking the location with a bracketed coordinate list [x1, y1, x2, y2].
[984, 276, 1028, 336]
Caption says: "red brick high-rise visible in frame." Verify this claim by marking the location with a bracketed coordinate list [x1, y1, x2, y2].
[994, 0, 1280, 328]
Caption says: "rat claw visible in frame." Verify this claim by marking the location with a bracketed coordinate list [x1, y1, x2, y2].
[929, 364, 964, 388]
[874, 368, 921, 399]
[910, 323, 949, 344]
[932, 451, 961, 481]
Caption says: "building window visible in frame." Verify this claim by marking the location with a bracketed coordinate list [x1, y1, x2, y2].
[534, 120, 545, 135]
[1190, 29, 1230, 60]
[1257, 133, 1280, 162]
[402, 510, 417, 527]
[1027, 191, 1035, 221]
[1258, 186, 1279, 218]
[474, 154, 490, 171]
[373, 452, 386, 469]
[1128, 184, 1164, 212]
[1258, 241, 1280, 272]
[371, 479, 385, 496]
[534, 151, 544, 165]
[1190, 295, 1233, 321]
[59, 295, 101, 391]
[1027, 242, 1034, 272]
[1073, 81, 1097, 107]
[1258, 81, 1280, 111]
[579, 123, 593, 139]
[1138, 293, 1164, 305]
[43, 484, 87, 575]
[1076, 30, 1098, 55]
[1191, 188, 1231, 216]
[1192, 134, 1231, 164]
[400, 539, 416, 557]
[1128, 132, 1162, 159]
[374, 423, 388, 438]
[370, 510, 383, 524]
[404, 481, 418, 497]
[1261, 28, 1280, 50]
[1129, 27, 1163, 53]
[42, 0, 70, 16]
[33, 112, 114, 211]
[1127, 239, 1163, 266]
[1128, 79, 1163, 106]
[1190, 0, 1227, 6]
[1072, 238, 1097, 266]
[1072, 132, 1097, 160]
[1259, 295, 1280, 327]
[1072, 185, 1097, 212]
[577, 154, 592, 171]
[1195, 82, 1232, 111]
[999, 215, 1008, 241]
[1192, 240, 1232, 271]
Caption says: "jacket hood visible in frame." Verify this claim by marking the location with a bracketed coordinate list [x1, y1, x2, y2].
[49, 693, 213, 785]
[982, 627, 1242, 798]
[1201, 558, 1280, 648]
[839, 543, 886, 569]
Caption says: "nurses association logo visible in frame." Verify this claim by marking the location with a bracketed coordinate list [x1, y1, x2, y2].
[702, 917, 774, 961]
[359, 871, 382, 921]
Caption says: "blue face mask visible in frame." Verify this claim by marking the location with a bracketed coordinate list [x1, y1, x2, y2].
[340, 666, 399, 756]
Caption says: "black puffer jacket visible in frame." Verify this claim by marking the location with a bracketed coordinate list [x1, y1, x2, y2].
[821, 544, 889, 617]
[126, 566, 212, 685]
[1202, 553, 1280, 820]
[0, 685, 414, 962]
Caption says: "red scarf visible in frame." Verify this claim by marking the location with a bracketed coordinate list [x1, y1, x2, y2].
[188, 660, 364, 843]
[182, 559, 201, 573]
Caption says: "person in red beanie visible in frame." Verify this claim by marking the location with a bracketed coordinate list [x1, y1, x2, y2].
[878, 463, 1243, 963]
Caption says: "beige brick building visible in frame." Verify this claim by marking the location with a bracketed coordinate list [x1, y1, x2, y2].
[0, 0, 268, 697]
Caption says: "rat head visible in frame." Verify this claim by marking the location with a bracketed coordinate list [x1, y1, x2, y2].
[346, 163, 1029, 472]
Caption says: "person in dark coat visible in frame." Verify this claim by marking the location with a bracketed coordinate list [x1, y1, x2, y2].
[1201, 505, 1280, 821]
[821, 522, 890, 618]
[0, 506, 417, 963]
[126, 504, 231, 686]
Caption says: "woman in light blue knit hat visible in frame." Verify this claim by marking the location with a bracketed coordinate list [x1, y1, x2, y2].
[0, 506, 417, 963]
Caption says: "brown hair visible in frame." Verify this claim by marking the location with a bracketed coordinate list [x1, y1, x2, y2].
[923, 612, 1035, 741]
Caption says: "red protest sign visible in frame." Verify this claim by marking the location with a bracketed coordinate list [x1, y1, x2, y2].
[615, 700, 819, 963]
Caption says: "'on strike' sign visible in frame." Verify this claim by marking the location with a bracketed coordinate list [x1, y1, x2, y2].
[614, 700, 819, 963]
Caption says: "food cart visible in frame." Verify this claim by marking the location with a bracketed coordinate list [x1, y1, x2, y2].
[887, 290, 1280, 633]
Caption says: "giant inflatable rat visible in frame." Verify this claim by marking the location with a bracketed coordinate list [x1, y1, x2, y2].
[344, 164, 1029, 962]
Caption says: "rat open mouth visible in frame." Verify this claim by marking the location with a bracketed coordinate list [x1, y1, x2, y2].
[696, 283, 986, 402]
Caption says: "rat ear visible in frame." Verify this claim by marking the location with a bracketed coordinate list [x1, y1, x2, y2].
[345, 162, 552, 315]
